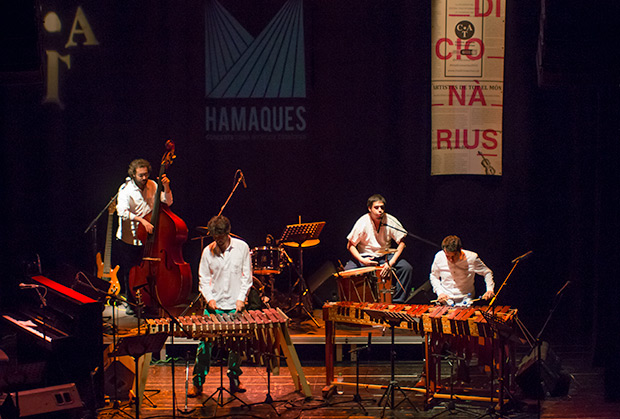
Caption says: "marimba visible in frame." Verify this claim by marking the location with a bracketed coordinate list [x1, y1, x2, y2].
[146, 308, 312, 397]
[322, 301, 519, 407]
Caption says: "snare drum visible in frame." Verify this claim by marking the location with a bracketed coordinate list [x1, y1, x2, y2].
[251, 246, 281, 275]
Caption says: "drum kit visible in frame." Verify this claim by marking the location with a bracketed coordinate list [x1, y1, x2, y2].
[194, 221, 325, 323]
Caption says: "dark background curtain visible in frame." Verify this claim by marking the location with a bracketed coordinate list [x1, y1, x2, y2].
[1, 0, 619, 397]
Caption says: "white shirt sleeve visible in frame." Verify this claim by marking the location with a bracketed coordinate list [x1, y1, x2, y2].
[429, 252, 444, 295]
[237, 243, 253, 302]
[472, 256, 494, 292]
[198, 246, 215, 303]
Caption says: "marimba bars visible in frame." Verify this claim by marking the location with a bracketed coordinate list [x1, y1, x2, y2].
[322, 301, 519, 408]
[146, 308, 312, 397]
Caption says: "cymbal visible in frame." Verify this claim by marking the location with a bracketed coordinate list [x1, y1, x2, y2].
[282, 239, 320, 248]
[193, 227, 244, 241]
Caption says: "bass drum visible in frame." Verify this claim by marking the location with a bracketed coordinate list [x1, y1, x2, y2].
[251, 246, 282, 275]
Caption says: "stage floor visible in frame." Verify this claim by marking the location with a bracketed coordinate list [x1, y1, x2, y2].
[96, 306, 620, 418]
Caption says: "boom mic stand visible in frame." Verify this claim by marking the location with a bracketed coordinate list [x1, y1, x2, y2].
[430, 351, 477, 418]
[377, 319, 418, 416]
[531, 280, 571, 419]
[73, 276, 135, 415]
[139, 287, 193, 419]
[84, 189, 123, 276]
[323, 333, 375, 414]
[250, 351, 288, 415]
[477, 251, 533, 418]
[348, 333, 375, 414]
[179, 350, 196, 415]
[378, 219, 439, 249]
[362, 309, 418, 416]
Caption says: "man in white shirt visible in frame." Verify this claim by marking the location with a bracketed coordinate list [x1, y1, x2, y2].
[345, 194, 414, 303]
[189, 215, 252, 397]
[114, 159, 173, 314]
[429, 235, 495, 305]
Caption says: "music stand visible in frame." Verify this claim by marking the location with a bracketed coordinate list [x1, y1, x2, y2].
[109, 333, 168, 419]
[280, 221, 325, 326]
[362, 309, 418, 416]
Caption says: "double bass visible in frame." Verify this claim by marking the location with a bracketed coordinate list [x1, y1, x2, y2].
[129, 140, 192, 309]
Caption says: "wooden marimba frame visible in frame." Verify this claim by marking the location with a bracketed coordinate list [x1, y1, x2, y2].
[146, 307, 312, 397]
[336, 266, 392, 304]
[322, 301, 519, 409]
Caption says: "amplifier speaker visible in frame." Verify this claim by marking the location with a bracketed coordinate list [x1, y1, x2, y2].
[102, 345, 152, 404]
[516, 341, 571, 398]
[103, 345, 134, 399]
[405, 280, 433, 304]
[3, 383, 83, 418]
[104, 359, 134, 400]
[307, 261, 339, 307]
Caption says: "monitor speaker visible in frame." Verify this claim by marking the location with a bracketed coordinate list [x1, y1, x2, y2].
[405, 280, 433, 304]
[5, 383, 83, 417]
[306, 261, 339, 307]
[516, 341, 571, 398]
[103, 345, 134, 399]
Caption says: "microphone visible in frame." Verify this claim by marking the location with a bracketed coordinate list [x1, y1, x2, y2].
[511, 250, 533, 264]
[120, 177, 132, 190]
[36, 253, 42, 274]
[556, 280, 571, 297]
[240, 171, 247, 188]
[377, 214, 384, 233]
[19, 283, 41, 289]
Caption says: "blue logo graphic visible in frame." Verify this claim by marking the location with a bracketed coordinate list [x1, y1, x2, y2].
[205, 0, 306, 99]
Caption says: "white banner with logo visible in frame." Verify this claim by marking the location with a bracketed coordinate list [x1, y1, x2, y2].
[431, 0, 505, 175]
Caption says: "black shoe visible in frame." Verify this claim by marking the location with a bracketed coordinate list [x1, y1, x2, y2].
[229, 377, 246, 393]
[188, 385, 203, 397]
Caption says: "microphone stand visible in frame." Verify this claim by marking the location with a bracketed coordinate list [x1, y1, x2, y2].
[379, 220, 439, 249]
[217, 169, 245, 216]
[139, 287, 193, 419]
[481, 253, 531, 417]
[532, 281, 571, 419]
[84, 182, 127, 275]
[73, 277, 136, 415]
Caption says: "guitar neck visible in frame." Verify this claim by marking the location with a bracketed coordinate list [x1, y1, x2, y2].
[103, 210, 113, 275]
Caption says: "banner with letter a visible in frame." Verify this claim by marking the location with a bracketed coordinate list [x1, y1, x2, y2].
[205, 0, 309, 141]
[431, 0, 505, 175]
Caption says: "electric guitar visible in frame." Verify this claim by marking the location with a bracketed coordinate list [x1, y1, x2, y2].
[96, 201, 121, 296]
